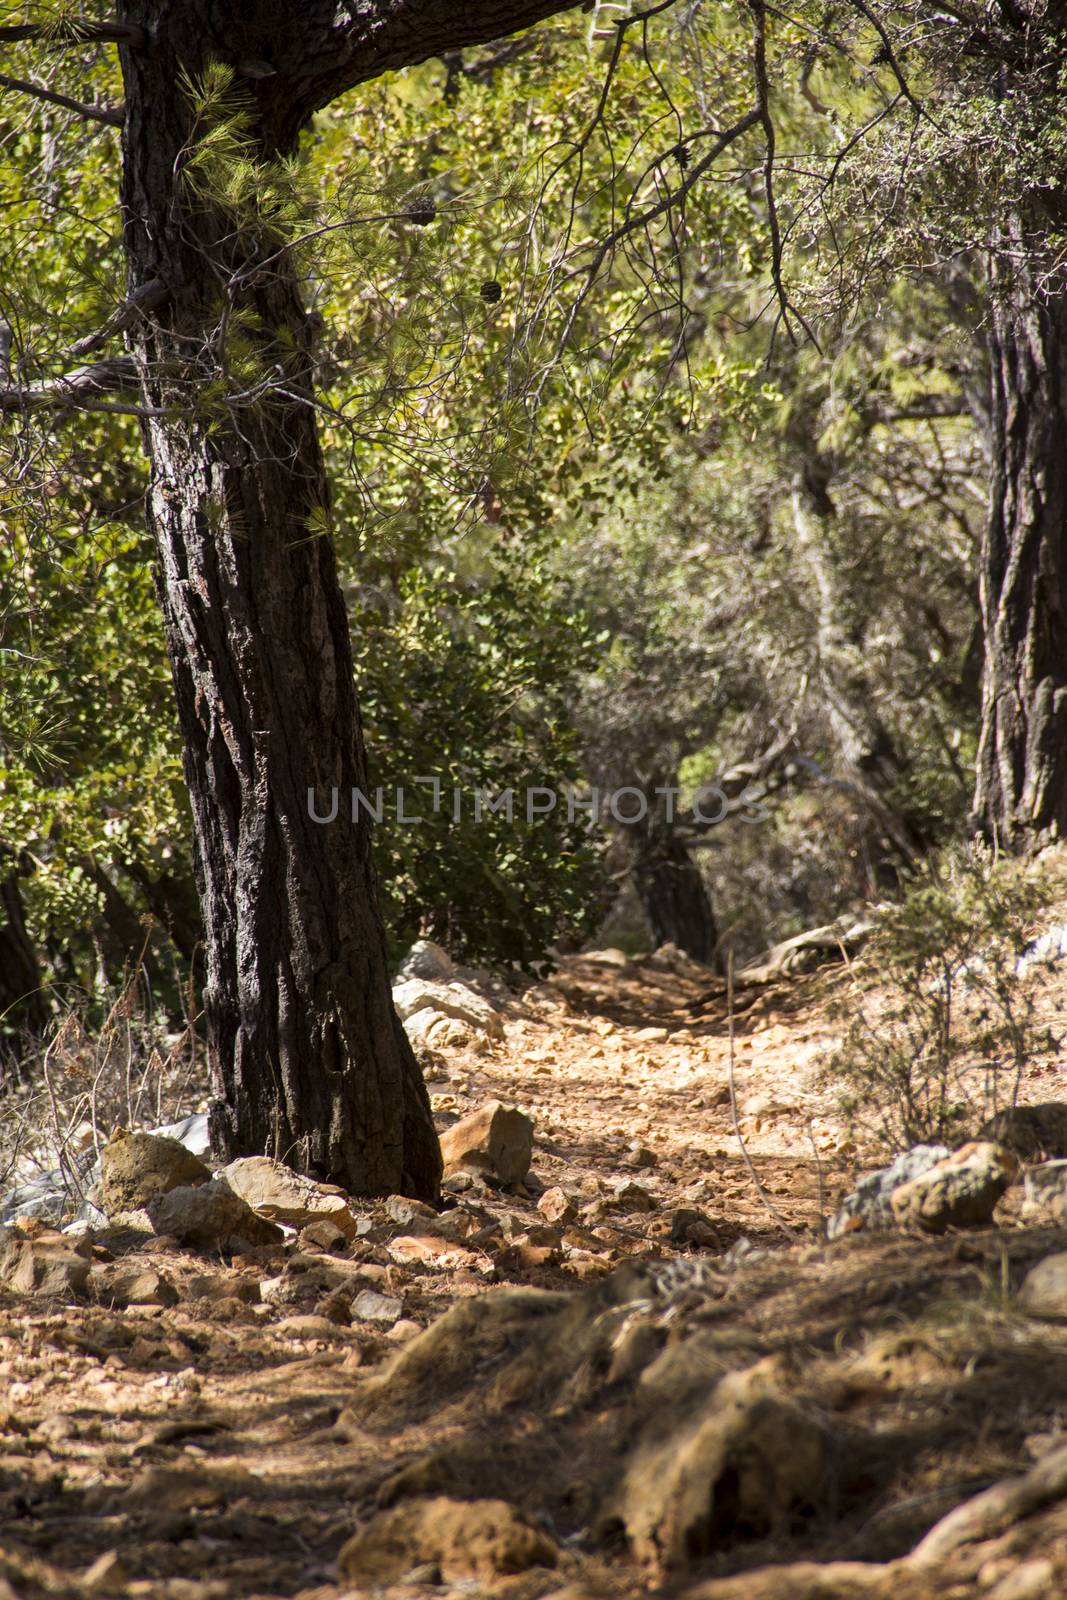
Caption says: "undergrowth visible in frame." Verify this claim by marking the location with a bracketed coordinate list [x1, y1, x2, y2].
[821, 843, 1061, 1151]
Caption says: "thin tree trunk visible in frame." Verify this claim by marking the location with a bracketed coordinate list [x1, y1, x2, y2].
[791, 453, 926, 863]
[973, 211, 1067, 848]
[117, 13, 440, 1196]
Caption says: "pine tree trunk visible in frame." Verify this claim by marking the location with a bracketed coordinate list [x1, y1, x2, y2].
[973, 212, 1067, 849]
[117, 12, 440, 1196]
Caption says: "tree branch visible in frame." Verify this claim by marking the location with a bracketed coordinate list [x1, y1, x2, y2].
[0, 68, 124, 125]
[63, 278, 168, 359]
[0, 356, 140, 413]
[263, 0, 628, 141]
[0, 20, 145, 46]
[537, 108, 762, 387]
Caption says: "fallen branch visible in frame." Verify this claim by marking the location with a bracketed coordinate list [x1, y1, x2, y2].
[909, 1440, 1067, 1566]
[692, 1441, 1067, 1596]
[734, 915, 877, 986]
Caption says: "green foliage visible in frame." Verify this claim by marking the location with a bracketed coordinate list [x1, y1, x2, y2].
[352, 555, 604, 968]
[181, 62, 316, 245]
[0, 0, 1039, 1004]
[0, 512, 190, 993]
[822, 845, 1058, 1150]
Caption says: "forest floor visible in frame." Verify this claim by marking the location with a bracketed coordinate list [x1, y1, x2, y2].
[3, 945, 1067, 1600]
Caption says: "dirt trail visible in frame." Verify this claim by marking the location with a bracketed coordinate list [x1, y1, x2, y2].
[3, 950, 1067, 1600]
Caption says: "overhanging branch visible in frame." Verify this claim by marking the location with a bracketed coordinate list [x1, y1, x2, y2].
[0, 68, 124, 125]
[0, 20, 145, 46]
[266, 0, 645, 140]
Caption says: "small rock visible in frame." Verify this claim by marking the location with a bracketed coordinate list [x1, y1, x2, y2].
[185, 1271, 261, 1305]
[827, 1144, 952, 1240]
[383, 1194, 439, 1228]
[119, 1464, 235, 1512]
[149, 1112, 211, 1159]
[352, 1288, 403, 1323]
[393, 977, 504, 1039]
[93, 1262, 178, 1308]
[397, 939, 455, 983]
[439, 1101, 534, 1186]
[0, 1226, 91, 1298]
[298, 1218, 351, 1252]
[221, 1155, 356, 1238]
[670, 1209, 717, 1247]
[387, 1318, 423, 1342]
[338, 1496, 558, 1585]
[146, 1178, 283, 1250]
[610, 1180, 656, 1214]
[538, 1187, 578, 1226]
[430, 1205, 486, 1242]
[889, 1142, 1017, 1233]
[628, 1144, 658, 1169]
[580, 948, 632, 969]
[275, 1313, 351, 1342]
[645, 943, 710, 979]
[1019, 1252, 1067, 1320]
[387, 1234, 478, 1269]
[100, 1129, 211, 1216]
[441, 1170, 483, 1197]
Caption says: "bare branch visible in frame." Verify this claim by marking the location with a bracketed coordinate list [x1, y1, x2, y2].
[0, 356, 140, 414]
[539, 108, 763, 386]
[64, 279, 169, 360]
[749, 0, 821, 351]
[847, 0, 944, 129]
[0, 68, 123, 125]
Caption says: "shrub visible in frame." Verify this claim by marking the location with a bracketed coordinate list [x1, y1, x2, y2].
[822, 843, 1059, 1151]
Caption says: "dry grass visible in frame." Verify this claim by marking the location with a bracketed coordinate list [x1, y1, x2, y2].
[0, 969, 206, 1216]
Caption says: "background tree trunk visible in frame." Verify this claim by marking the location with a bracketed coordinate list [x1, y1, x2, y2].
[790, 451, 927, 866]
[0, 855, 48, 1053]
[117, 11, 440, 1196]
[973, 211, 1067, 849]
[631, 827, 718, 966]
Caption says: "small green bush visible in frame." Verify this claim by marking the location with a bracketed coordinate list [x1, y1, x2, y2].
[822, 844, 1059, 1151]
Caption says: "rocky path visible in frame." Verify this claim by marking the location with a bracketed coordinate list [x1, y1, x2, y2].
[3, 948, 1067, 1600]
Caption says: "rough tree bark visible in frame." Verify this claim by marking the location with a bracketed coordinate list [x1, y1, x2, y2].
[113, 0, 579, 1196]
[973, 209, 1067, 849]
